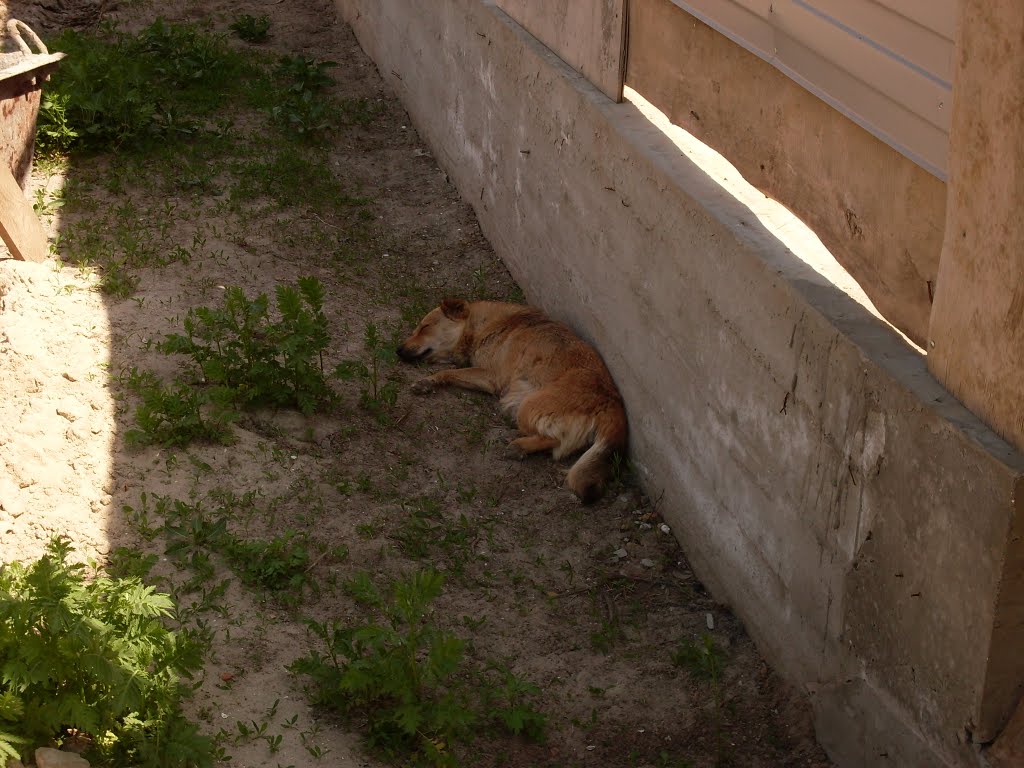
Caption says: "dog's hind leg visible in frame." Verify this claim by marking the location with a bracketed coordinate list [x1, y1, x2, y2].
[515, 387, 593, 460]
[505, 434, 559, 460]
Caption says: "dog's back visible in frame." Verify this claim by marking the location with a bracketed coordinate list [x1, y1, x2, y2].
[463, 303, 628, 503]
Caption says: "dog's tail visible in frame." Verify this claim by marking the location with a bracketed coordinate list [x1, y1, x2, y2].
[566, 409, 628, 505]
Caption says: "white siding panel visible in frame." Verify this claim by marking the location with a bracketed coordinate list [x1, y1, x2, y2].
[667, 0, 954, 178]
[874, 0, 956, 39]
[809, 0, 953, 79]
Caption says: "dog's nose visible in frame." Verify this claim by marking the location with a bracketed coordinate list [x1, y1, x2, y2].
[396, 345, 414, 361]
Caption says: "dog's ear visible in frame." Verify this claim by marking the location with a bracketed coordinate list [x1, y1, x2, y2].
[440, 298, 469, 320]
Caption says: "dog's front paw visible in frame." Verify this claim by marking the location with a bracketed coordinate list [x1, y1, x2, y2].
[410, 377, 439, 395]
[502, 441, 527, 461]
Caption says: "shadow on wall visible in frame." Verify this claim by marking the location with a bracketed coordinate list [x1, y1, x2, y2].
[618, 83, 935, 396]
[623, 0, 947, 349]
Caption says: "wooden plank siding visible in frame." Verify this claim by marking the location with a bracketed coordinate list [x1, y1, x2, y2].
[666, 0, 954, 178]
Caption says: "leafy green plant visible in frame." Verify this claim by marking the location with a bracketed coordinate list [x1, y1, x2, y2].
[391, 497, 475, 575]
[98, 257, 141, 298]
[275, 55, 338, 92]
[589, 616, 624, 655]
[335, 322, 399, 422]
[38, 20, 253, 155]
[229, 145, 373, 213]
[271, 89, 337, 140]
[229, 14, 271, 43]
[291, 569, 470, 764]
[479, 668, 547, 742]
[674, 633, 729, 764]
[159, 277, 334, 414]
[122, 367, 238, 448]
[0, 537, 213, 767]
[35, 92, 78, 155]
[222, 530, 312, 593]
[290, 570, 545, 766]
[153, 495, 317, 604]
[673, 633, 725, 683]
[266, 56, 340, 141]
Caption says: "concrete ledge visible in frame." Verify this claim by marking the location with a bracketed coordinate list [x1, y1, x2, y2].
[334, 1, 1024, 765]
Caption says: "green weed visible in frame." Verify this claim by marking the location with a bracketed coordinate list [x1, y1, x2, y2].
[98, 257, 141, 298]
[267, 56, 339, 141]
[159, 278, 334, 415]
[230, 14, 271, 44]
[223, 530, 312, 593]
[229, 145, 372, 213]
[122, 367, 238, 448]
[590, 617, 623, 655]
[159, 497, 316, 603]
[479, 667, 548, 743]
[673, 633, 725, 683]
[38, 20, 254, 156]
[35, 92, 78, 155]
[334, 322, 399, 422]
[674, 633, 729, 764]
[0, 537, 213, 767]
[391, 497, 476, 575]
[290, 569, 545, 766]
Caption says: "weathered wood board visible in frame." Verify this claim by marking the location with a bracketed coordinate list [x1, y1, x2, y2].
[0, 164, 47, 262]
[495, 0, 627, 102]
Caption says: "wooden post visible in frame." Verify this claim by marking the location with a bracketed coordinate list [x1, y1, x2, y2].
[927, 0, 1024, 451]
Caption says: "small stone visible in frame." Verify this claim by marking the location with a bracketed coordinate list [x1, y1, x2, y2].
[706, 612, 715, 630]
[62, 371, 77, 382]
[612, 548, 628, 560]
[35, 748, 91, 768]
[638, 522, 652, 531]
[618, 564, 645, 579]
[56, 400, 85, 422]
[0, 487, 25, 518]
[220, 672, 234, 682]
[640, 558, 656, 569]
[659, 523, 671, 535]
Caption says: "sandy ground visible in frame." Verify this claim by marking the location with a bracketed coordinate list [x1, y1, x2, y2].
[0, 1, 833, 766]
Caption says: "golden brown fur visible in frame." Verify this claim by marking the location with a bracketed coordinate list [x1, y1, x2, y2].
[397, 299, 628, 503]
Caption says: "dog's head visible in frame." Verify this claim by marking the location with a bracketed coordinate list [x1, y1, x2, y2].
[396, 298, 469, 362]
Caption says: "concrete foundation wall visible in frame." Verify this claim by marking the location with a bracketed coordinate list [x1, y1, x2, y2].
[334, 1, 1024, 765]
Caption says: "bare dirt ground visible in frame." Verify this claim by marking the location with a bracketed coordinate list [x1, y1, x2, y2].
[0, 1, 833, 766]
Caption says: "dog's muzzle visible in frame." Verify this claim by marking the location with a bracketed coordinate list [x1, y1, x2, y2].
[396, 345, 430, 362]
